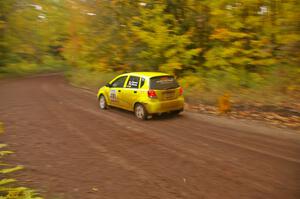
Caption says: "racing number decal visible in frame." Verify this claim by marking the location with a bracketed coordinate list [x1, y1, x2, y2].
[109, 90, 117, 102]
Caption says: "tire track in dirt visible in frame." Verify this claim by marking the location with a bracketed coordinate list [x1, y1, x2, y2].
[1, 75, 300, 199]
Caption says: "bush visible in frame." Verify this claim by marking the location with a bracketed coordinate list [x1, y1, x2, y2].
[0, 122, 43, 199]
[65, 68, 120, 90]
[178, 66, 299, 108]
[1, 62, 39, 75]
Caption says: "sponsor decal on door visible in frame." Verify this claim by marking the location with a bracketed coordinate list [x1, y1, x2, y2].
[110, 90, 117, 102]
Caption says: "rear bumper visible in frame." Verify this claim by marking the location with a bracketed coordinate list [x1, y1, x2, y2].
[144, 97, 184, 114]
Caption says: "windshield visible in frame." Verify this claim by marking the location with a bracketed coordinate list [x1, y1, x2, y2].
[150, 76, 179, 90]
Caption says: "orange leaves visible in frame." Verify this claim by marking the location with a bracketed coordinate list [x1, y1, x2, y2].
[210, 28, 250, 41]
[210, 28, 231, 41]
[218, 93, 231, 114]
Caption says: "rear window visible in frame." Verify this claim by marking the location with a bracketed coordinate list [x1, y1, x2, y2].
[150, 76, 179, 90]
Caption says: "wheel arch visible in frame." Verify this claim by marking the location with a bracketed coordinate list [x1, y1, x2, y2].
[98, 93, 104, 100]
[98, 92, 111, 106]
[133, 102, 148, 112]
[98, 91, 108, 100]
[133, 102, 142, 109]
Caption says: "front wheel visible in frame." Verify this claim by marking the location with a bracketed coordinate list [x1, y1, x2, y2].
[134, 104, 148, 120]
[99, 95, 107, 110]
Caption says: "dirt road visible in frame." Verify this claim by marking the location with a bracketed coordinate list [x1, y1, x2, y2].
[1, 75, 300, 199]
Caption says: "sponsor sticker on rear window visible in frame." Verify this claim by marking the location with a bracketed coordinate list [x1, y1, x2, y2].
[150, 76, 179, 90]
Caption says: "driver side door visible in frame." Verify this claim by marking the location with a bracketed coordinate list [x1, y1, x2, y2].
[108, 75, 128, 108]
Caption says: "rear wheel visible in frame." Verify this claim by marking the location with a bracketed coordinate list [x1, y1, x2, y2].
[134, 104, 148, 120]
[99, 95, 107, 110]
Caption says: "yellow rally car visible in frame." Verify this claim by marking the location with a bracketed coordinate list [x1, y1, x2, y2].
[97, 72, 184, 120]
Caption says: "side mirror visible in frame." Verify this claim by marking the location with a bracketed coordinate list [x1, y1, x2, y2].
[106, 83, 111, 88]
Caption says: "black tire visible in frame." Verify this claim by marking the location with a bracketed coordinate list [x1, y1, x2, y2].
[134, 103, 148, 120]
[99, 95, 107, 110]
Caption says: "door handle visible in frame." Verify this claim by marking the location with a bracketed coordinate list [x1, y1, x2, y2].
[134, 91, 137, 93]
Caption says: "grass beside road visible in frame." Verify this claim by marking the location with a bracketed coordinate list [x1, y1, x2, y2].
[65, 68, 299, 110]
[0, 63, 69, 79]
[1, 68, 299, 129]
[65, 68, 300, 129]
[64, 69, 120, 91]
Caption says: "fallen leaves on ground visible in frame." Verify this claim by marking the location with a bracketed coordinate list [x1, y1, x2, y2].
[185, 103, 300, 130]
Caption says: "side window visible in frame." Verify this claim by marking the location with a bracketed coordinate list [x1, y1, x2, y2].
[111, 76, 127, 88]
[126, 76, 140, 89]
[140, 77, 146, 88]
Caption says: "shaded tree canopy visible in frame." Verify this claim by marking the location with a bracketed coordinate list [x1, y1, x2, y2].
[0, 0, 299, 104]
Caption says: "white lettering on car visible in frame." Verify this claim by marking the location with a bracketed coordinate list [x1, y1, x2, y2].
[110, 90, 117, 102]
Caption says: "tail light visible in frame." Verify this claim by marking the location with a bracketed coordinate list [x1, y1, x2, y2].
[179, 87, 183, 95]
[148, 89, 157, 98]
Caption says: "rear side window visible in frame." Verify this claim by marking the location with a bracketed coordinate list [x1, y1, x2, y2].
[111, 76, 127, 88]
[126, 76, 140, 89]
[150, 76, 179, 90]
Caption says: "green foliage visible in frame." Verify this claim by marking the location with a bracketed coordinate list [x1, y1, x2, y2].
[0, 0, 68, 73]
[0, 124, 43, 199]
[0, 150, 14, 157]
[0, 179, 16, 186]
[129, 3, 201, 74]
[0, 0, 299, 106]
[0, 166, 23, 174]
[178, 74, 204, 103]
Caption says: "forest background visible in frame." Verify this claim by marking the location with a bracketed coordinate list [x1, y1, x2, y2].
[1, 0, 299, 109]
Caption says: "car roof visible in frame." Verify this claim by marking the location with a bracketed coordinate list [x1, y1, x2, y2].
[122, 72, 171, 78]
